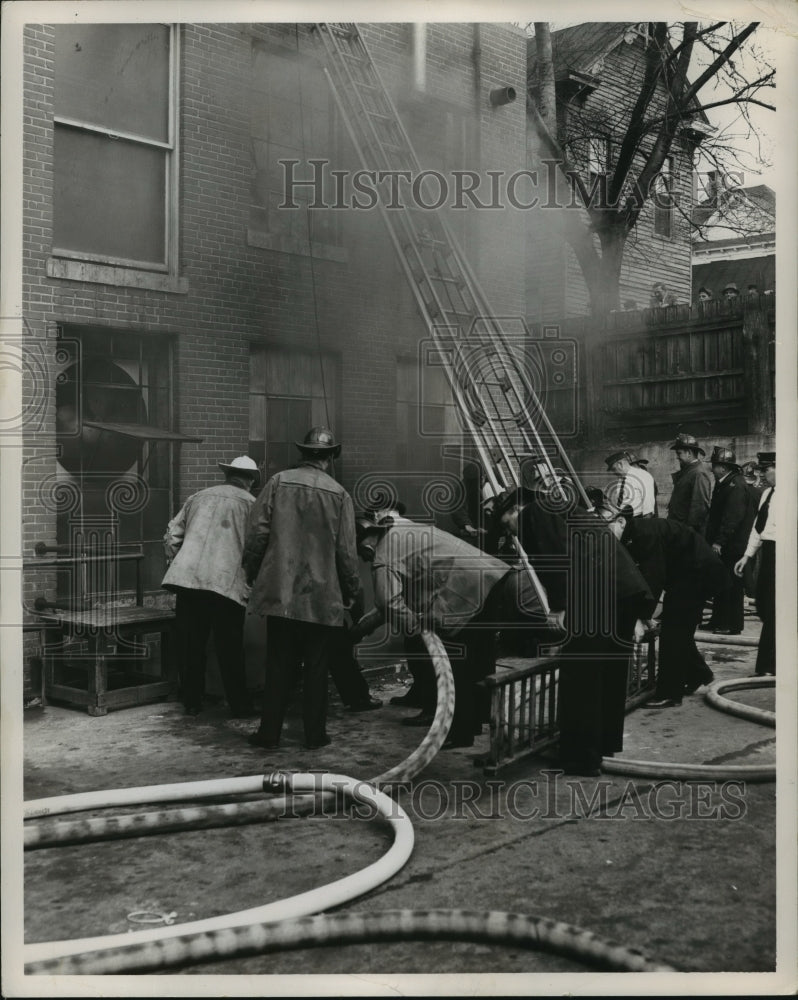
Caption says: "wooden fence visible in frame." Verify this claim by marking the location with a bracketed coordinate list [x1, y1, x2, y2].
[529, 296, 775, 445]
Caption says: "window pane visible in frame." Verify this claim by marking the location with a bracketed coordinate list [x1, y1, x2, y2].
[55, 24, 170, 141]
[54, 126, 166, 264]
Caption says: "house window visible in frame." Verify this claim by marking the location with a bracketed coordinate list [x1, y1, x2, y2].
[53, 24, 178, 271]
[249, 346, 339, 482]
[250, 41, 340, 248]
[653, 155, 674, 238]
[54, 327, 177, 599]
[587, 136, 611, 180]
[583, 135, 612, 208]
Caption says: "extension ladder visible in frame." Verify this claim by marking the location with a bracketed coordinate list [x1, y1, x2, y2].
[313, 23, 591, 610]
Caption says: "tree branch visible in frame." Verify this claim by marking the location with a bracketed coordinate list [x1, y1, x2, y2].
[681, 22, 760, 105]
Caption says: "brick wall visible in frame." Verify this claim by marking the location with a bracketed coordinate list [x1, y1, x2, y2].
[20, 21, 530, 696]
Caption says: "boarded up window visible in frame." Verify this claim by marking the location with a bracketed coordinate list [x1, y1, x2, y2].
[249, 346, 338, 482]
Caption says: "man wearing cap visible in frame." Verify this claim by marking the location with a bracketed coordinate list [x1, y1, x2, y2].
[600, 504, 727, 706]
[162, 456, 259, 718]
[735, 452, 776, 676]
[496, 488, 655, 775]
[243, 427, 363, 750]
[666, 432, 714, 536]
[723, 282, 740, 301]
[352, 508, 554, 749]
[704, 446, 758, 634]
[604, 451, 657, 519]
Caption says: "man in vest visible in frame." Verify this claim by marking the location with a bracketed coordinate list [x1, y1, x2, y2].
[243, 427, 363, 750]
[704, 446, 757, 634]
[162, 455, 259, 718]
[666, 432, 714, 536]
[735, 452, 776, 676]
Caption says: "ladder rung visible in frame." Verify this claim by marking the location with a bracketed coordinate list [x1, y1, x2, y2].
[430, 274, 465, 286]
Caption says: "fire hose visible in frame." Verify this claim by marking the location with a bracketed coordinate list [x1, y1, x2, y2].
[24, 630, 675, 975]
[602, 675, 776, 782]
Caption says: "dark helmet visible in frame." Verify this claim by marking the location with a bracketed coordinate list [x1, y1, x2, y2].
[709, 446, 738, 469]
[669, 432, 705, 457]
[756, 451, 776, 470]
[295, 426, 341, 458]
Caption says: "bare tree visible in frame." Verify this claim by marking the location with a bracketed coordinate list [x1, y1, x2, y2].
[528, 21, 775, 314]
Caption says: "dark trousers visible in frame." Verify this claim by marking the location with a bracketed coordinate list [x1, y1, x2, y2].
[711, 550, 744, 632]
[656, 588, 713, 700]
[403, 626, 494, 741]
[557, 629, 633, 772]
[402, 571, 550, 740]
[258, 616, 336, 746]
[755, 541, 775, 675]
[328, 626, 370, 706]
[175, 588, 249, 714]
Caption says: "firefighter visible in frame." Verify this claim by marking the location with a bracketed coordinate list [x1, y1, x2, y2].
[162, 455, 259, 718]
[243, 427, 363, 750]
[351, 508, 555, 749]
[704, 446, 757, 634]
[496, 488, 654, 776]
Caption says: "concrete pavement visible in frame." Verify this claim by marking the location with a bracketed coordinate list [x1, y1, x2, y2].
[21, 618, 776, 978]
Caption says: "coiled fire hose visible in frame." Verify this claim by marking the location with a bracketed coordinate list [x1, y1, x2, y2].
[602, 675, 776, 782]
[24, 634, 773, 974]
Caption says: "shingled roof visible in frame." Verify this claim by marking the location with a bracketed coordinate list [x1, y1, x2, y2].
[692, 184, 776, 230]
[527, 23, 632, 82]
[528, 22, 709, 123]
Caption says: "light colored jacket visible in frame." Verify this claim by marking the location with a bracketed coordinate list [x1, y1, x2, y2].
[162, 483, 255, 606]
[362, 518, 512, 637]
[242, 462, 362, 627]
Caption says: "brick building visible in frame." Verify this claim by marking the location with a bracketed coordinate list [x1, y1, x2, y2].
[19, 21, 532, 697]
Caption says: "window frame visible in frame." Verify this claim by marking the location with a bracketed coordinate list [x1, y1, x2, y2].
[653, 154, 675, 239]
[51, 23, 180, 274]
[395, 353, 462, 471]
[247, 39, 345, 260]
[248, 343, 341, 483]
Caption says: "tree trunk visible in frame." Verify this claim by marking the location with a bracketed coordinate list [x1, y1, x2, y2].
[582, 226, 626, 315]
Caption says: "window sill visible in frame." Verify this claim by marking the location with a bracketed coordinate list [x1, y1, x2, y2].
[247, 229, 348, 263]
[47, 257, 189, 293]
